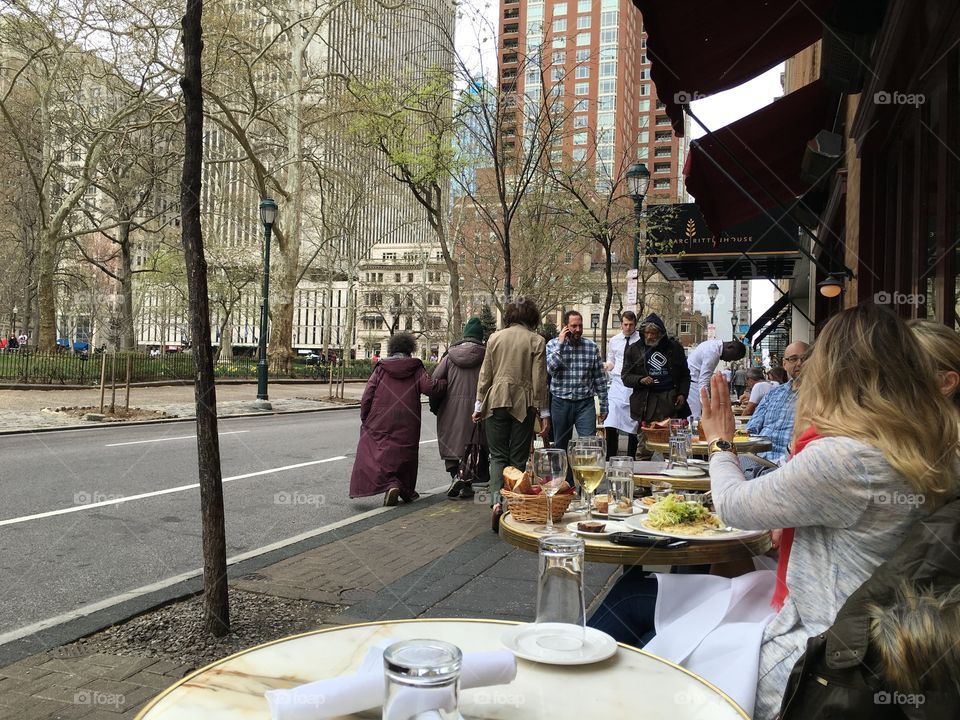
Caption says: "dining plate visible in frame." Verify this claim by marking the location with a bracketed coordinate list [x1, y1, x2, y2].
[501, 623, 618, 665]
[565, 520, 628, 537]
[623, 514, 763, 542]
[662, 466, 707, 478]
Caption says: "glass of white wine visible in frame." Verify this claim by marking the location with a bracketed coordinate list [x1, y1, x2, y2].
[533, 448, 568, 534]
[568, 442, 605, 519]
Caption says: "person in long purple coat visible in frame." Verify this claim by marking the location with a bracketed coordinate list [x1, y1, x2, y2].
[349, 332, 447, 506]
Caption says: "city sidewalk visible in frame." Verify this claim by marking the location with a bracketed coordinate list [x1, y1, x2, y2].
[0, 382, 619, 718]
[0, 494, 618, 719]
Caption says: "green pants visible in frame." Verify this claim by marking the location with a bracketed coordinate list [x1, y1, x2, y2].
[484, 407, 536, 505]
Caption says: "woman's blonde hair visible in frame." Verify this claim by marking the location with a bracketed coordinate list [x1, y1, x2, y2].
[910, 319, 960, 408]
[794, 305, 959, 498]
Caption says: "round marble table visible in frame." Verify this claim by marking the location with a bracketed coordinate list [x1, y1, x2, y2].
[134, 619, 748, 719]
[499, 512, 771, 566]
[646, 435, 772, 457]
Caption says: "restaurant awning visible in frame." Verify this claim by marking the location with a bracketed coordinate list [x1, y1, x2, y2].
[683, 80, 837, 232]
[752, 306, 791, 348]
[745, 293, 791, 344]
[634, 0, 834, 136]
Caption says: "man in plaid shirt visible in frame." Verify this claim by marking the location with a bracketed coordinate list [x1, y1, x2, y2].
[546, 310, 608, 451]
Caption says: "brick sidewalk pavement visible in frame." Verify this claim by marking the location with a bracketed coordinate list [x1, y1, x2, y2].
[0, 494, 618, 719]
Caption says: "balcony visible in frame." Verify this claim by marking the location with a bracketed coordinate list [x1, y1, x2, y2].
[504, 23, 519, 34]
[504, 8, 519, 19]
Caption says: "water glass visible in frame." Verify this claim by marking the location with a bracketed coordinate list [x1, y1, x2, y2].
[650, 480, 673, 502]
[383, 639, 462, 720]
[534, 535, 586, 651]
[607, 456, 635, 518]
[668, 436, 688, 468]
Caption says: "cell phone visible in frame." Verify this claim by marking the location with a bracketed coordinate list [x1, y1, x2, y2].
[609, 533, 688, 549]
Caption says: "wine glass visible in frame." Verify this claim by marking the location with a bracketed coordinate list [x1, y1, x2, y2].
[568, 435, 605, 512]
[568, 443, 605, 518]
[533, 448, 568, 534]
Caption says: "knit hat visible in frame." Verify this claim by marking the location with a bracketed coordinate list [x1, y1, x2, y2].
[463, 317, 484, 340]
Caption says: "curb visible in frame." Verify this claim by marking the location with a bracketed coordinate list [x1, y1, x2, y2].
[0, 492, 447, 666]
[0, 403, 361, 436]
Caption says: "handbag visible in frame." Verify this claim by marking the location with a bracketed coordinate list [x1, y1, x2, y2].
[457, 424, 488, 484]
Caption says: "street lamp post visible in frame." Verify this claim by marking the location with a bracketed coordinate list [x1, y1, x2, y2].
[730, 313, 738, 341]
[707, 283, 719, 324]
[626, 163, 651, 272]
[591, 313, 600, 342]
[256, 198, 278, 403]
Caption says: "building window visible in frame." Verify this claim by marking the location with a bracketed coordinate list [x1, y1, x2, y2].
[655, 130, 672, 142]
[552, 35, 566, 47]
[550, 149, 563, 163]
[600, 10, 617, 25]
[576, 32, 590, 46]
[551, 67, 563, 81]
[638, 130, 649, 143]
[576, 15, 591, 28]
[575, 65, 589, 78]
[573, 98, 588, 112]
[574, 115, 588, 127]
[395, 273, 401, 282]
[599, 79, 615, 94]
[680, 321, 691, 334]
[638, 99, 650, 112]
[598, 96, 615, 110]
[600, 61, 616, 77]
[552, 51, 565, 64]
[575, 82, 589, 95]
[577, 0, 590, 10]
[554, 2, 567, 14]
[653, 178, 671, 189]
[654, 162, 672, 173]
[640, 83, 649, 95]
[552, 18, 566, 31]
[600, 28, 617, 44]
[575, 49, 590, 62]
[572, 148, 587, 161]
[656, 114, 670, 125]
[407, 273, 414, 282]
[639, 69, 648, 80]
[637, 145, 649, 159]
[573, 132, 588, 145]
[598, 112, 614, 127]
[598, 145, 613, 161]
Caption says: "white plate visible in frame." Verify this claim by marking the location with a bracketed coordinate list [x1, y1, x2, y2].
[565, 520, 627, 537]
[589, 500, 647, 519]
[624, 514, 764, 542]
[501, 623, 618, 665]
[663, 466, 707, 478]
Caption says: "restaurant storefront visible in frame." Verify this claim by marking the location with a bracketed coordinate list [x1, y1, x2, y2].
[636, 0, 960, 333]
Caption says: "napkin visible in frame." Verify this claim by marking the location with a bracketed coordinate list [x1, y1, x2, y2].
[265, 643, 517, 720]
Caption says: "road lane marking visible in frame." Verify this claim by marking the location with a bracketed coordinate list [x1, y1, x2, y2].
[0, 481, 450, 647]
[0, 456, 347, 528]
[105, 430, 250, 447]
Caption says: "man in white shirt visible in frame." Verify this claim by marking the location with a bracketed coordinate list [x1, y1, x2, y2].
[741, 367, 776, 416]
[602, 311, 640, 458]
[686, 339, 746, 417]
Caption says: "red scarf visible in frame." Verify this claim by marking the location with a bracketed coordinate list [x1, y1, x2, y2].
[771, 425, 823, 610]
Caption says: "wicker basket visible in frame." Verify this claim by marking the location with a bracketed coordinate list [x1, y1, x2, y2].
[640, 425, 671, 444]
[502, 490, 575, 523]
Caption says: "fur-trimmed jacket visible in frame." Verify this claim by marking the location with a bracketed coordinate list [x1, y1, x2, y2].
[777, 497, 960, 719]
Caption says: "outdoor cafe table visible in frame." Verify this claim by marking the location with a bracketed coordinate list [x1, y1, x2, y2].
[632, 459, 711, 491]
[499, 512, 771, 566]
[134, 619, 749, 719]
[645, 435, 772, 458]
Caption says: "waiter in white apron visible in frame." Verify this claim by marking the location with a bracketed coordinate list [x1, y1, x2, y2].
[602, 311, 640, 459]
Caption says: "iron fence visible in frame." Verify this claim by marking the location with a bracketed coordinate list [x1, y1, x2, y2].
[0, 350, 379, 386]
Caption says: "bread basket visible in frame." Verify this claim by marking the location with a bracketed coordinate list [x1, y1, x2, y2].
[502, 490, 574, 523]
[640, 425, 671, 444]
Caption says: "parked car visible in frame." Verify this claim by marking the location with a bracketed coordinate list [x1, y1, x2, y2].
[305, 353, 323, 365]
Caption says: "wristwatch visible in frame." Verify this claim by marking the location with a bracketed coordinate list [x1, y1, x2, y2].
[707, 439, 737, 456]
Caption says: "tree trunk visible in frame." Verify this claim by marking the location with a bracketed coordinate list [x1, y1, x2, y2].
[37, 229, 57, 351]
[181, 0, 229, 637]
[117, 220, 136, 351]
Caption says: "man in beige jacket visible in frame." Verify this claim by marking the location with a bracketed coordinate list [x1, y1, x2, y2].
[472, 298, 551, 523]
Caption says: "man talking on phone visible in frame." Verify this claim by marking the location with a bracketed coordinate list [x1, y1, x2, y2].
[546, 310, 608, 452]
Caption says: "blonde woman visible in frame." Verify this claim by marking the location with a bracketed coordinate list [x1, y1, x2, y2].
[701, 304, 959, 718]
[910, 319, 960, 406]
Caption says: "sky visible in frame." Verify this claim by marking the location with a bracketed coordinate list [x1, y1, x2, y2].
[453, 4, 785, 341]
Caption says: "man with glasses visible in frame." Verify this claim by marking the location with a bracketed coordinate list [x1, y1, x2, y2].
[745, 340, 810, 468]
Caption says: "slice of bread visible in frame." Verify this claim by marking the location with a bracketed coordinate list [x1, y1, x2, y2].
[502, 466, 524, 491]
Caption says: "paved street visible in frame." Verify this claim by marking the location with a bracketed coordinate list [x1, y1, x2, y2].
[0, 409, 450, 642]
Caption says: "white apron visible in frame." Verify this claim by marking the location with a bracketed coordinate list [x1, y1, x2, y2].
[603, 376, 637, 434]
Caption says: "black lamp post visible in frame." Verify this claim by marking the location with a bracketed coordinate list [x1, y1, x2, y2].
[707, 283, 719, 324]
[591, 313, 600, 341]
[730, 312, 738, 341]
[256, 198, 278, 402]
[626, 163, 651, 271]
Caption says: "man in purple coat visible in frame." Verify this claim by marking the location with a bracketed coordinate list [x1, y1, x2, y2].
[349, 332, 447, 506]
